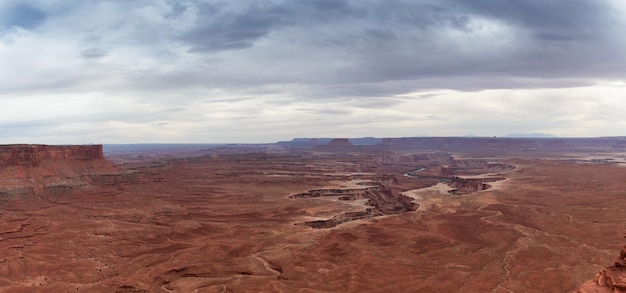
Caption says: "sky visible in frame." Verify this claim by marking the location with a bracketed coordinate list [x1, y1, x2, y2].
[1, 0, 626, 144]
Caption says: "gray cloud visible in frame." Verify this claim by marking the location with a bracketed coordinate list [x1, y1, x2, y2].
[455, 0, 613, 34]
[1, 0, 626, 143]
[296, 107, 352, 116]
[1, 2, 47, 30]
[157, 0, 624, 91]
[81, 48, 108, 59]
[9, 0, 620, 92]
[181, 2, 282, 52]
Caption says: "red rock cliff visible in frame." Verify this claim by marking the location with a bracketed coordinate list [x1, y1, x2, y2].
[0, 144, 104, 166]
[0, 144, 121, 196]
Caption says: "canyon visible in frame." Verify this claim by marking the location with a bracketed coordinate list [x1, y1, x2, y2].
[0, 138, 625, 292]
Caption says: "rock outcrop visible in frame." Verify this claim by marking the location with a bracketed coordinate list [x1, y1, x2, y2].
[292, 181, 417, 228]
[0, 144, 104, 166]
[452, 159, 516, 174]
[0, 144, 126, 196]
[448, 176, 505, 195]
[290, 186, 384, 199]
[371, 152, 453, 164]
[576, 234, 626, 293]
[299, 208, 381, 229]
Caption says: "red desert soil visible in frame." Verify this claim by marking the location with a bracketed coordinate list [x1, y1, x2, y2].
[0, 143, 625, 292]
[576, 234, 626, 292]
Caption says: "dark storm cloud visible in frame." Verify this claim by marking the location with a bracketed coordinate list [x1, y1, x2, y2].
[180, 2, 283, 52]
[453, 0, 613, 38]
[179, 0, 465, 52]
[8, 0, 611, 95]
[179, 0, 355, 52]
[1, 2, 47, 30]
[179, 0, 373, 53]
[169, 0, 624, 92]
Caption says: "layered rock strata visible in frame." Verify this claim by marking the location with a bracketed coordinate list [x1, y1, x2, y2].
[0, 144, 131, 196]
[291, 178, 416, 228]
[448, 176, 506, 195]
[0, 144, 104, 166]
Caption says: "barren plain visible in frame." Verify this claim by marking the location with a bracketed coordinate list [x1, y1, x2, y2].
[1, 138, 626, 292]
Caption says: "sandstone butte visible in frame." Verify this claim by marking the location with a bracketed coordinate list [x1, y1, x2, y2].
[0, 144, 116, 195]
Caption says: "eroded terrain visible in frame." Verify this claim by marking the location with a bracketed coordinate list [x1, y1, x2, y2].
[1, 141, 626, 292]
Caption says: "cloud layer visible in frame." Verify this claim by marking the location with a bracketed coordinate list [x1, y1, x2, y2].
[1, 0, 626, 143]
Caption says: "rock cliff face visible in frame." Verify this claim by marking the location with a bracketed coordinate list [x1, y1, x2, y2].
[0, 144, 126, 196]
[292, 181, 417, 228]
[290, 186, 384, 199]
[372, 152, 453, 164]
[448, 176, 505, 195]
[0, 144, 103, 166]
[576, 234, 626, 293]
[452, 159, 515, 173]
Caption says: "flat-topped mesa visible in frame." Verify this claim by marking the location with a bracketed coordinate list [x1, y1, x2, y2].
[0, 144, 124, 195]
[311, 138, 358, 152]
[326, 138, 353, 147]
[0, 144, 104, 166]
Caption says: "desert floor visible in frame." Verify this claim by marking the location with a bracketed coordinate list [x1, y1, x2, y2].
[1, 151, 625, 292]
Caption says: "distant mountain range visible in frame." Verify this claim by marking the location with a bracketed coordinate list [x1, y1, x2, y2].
[505, 133, 557, 138]
[277, 137, 383, 147]
[278, 134, 559, 147]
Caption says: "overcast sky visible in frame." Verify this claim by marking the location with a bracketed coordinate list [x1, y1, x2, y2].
[1, 0, 626, 144]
